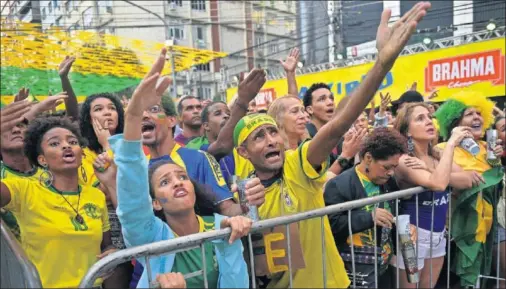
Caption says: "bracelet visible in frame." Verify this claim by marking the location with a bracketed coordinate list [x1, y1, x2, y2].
[235, 100, 249, 112]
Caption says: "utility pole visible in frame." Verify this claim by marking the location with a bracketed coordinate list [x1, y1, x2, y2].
[123, 0, 177, 97]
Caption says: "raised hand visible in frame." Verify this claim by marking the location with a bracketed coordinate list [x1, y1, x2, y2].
[93, 152, 116, 187]
[14, 87, 30, 102]
[427, 89, 438, 100]
[0, 100, 32, 132]
[37, 92, 67, 112]
[376, 2, 431, 68]
[379, 92, 391, 114]
[341, 127, 368, 159]
[128, 48, 172, 117]
[280, 48, 300, 73]
[121, 95, 129, 109]
[58, 56, 75, 77]
[237, 68, 266, 103]
[92, 118, 111, 150]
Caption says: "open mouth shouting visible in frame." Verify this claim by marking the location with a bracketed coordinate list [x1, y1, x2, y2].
[173, 188, 189, 198]
[264, 150, 281, 163]
[141, 121, 156, 138]
[62, 149, 76, 163]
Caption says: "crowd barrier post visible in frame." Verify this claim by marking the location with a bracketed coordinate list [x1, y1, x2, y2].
[79, 185, 505, 289]
[0, 220, 42, 288]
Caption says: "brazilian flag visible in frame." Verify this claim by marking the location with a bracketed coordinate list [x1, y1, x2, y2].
[451, 167, 504, 287]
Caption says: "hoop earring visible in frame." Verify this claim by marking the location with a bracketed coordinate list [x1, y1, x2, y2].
[80, 165, 87, 183]
[407, 135, 415, 156]
[39, 165, 54, 187]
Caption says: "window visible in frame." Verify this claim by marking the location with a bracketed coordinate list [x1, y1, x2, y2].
[48, 1, 52, 12]
[83, 7, 93, 28]
[42, 8, 47, 20]
[106, 0, 112, 13]
[191, 0, 205, 11]
[197, 87, 212, 99]
[270, 0, 274, 7]
[255, 36, 263, 45]
[65, 0, 70, 12]
[196, 63, 210, 71]
[269, 43, 278, 53]
[72, 0, 78, 11]
[55, 16, 61, 26]
[169, 26, 185, 40]
[196, 27, 203, 40]
[168, 0, 183, 7]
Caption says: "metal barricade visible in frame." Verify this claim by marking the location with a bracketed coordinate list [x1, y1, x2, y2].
[79, 185, 505, 288]
[0, 220, 42, 288]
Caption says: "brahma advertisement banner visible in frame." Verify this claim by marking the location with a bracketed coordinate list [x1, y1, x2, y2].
[226, 38, 505, 105]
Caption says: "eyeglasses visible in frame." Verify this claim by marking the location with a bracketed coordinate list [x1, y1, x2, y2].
[147, 105, 163, 114]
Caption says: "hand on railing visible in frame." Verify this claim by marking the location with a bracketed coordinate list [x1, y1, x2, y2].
[372, 208, 394, 228]
[220, 216, 253, 244]
[156, 272, 186, 288]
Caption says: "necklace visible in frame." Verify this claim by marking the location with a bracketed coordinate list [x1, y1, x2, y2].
[53, 185, 84, 224]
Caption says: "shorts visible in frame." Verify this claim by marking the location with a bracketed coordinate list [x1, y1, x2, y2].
[391, 227, 446, 270]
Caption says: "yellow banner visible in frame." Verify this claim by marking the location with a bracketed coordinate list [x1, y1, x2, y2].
[226, 38, 505, 106]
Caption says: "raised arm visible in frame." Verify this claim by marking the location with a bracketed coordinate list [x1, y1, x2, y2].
[57, 56, 80, 120]
[307, 2, 431, 167]
[23, 92, 68, 121]
[206, 69, 265, 158]
[280, 48, 300, 97]
[396, 126, 471, 191]
[112, 48, 172, 246]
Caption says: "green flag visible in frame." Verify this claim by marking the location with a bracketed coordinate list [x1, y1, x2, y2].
[451, 166, 504, 287]
[186, 136, 210, 150]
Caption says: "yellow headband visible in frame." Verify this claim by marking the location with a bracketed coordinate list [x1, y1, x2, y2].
[233, 114, 278, 146]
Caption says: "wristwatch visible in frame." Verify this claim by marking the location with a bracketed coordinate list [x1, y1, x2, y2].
[337, 155, 353, 170]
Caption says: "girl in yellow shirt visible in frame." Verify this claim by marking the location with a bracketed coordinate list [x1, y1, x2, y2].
[0, 116, 115, 288]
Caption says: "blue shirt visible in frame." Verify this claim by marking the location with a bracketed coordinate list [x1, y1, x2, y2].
[400, 189, 449, 232]
[199, 144, 236, 186]
[149, 145, 233, 205]
[109, 135, 249, 289]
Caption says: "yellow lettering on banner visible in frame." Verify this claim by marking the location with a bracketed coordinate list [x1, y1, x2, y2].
[264, 232, 288, 273]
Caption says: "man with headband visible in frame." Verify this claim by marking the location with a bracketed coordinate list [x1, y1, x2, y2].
[233, 2, 432, 286]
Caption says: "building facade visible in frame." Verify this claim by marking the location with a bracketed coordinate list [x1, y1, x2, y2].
[4, 0, 298, 99]
[329, 0, 505, 59]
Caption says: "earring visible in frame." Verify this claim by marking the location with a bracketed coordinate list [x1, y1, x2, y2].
[80, 165, 87, 183]
[39, 165, 53, 187]
[365, 165, 370, 174]
[407, 135, 415, 156]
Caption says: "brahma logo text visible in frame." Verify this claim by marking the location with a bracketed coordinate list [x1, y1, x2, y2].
[425, 49, 505, 92]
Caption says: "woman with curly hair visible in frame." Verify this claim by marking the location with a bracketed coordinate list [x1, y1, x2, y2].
[0, 116, 117, 288]
[78, 92, 124, 187]
[325, 127, 417, 288]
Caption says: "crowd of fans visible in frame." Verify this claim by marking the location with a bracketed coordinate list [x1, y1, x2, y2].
[1, 2, 505, 288]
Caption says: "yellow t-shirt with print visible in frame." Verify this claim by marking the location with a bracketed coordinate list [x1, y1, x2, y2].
[437, 141, 491, 173]
[258, 141, 350, 288]
[2, 178, 110, 288]
[0, 162, 43, 241]
[80, 147, 100, 187]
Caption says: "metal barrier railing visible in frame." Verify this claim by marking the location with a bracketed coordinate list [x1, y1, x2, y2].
[0, 220, 42, 288]
[79, 186, 504, 288]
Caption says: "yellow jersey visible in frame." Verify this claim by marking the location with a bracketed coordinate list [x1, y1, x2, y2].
[437, 141, 491, 173]
[80, 147, 100, 187]
[0, 162, 43, 241]
[2, 178, 110, 288]
[258, 141, 350, 288]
